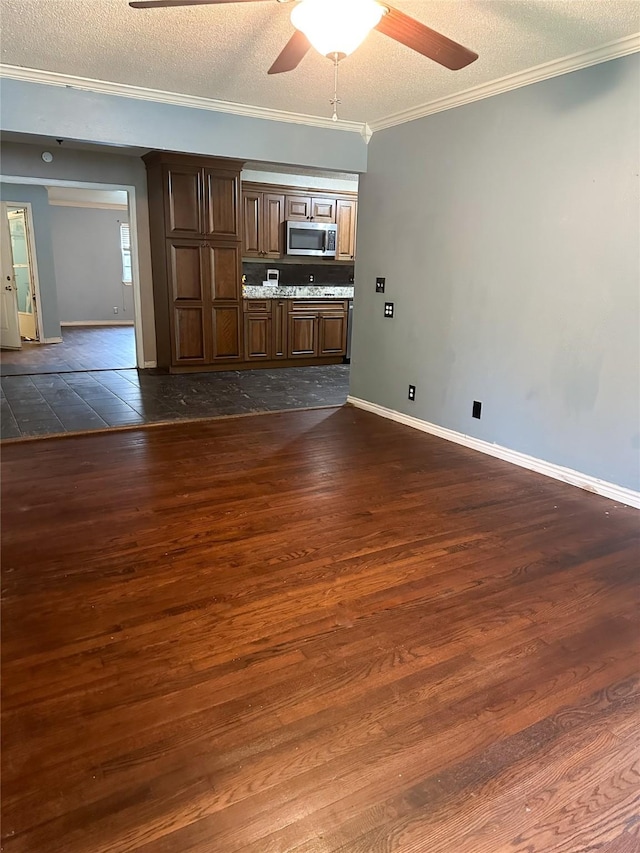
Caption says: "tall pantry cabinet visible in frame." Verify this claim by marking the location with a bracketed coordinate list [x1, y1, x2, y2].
[144, 152, 245, 371]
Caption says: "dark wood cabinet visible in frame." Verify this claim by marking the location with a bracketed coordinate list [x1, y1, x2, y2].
[164, 166, 202, 238]
[319, 311, 347, 354]
[242, 191, 285, 258]
[243, 299, 271, 360]
[288, 313, 318, 357]
[272, 299, 287, 359]
[287, 300, 347, 359]
[336, 199, 357, 262]
[165, 238, 242, 365]
[145, 152, 244, 371]
[243, 298, 347, 363]
[203, 169, 240, 239]
[285, 195, 336, 223]
[163, 165, 240, 240]
[243, 182, 357, 259]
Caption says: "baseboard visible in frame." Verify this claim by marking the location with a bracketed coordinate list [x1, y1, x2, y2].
[61, 321, 135, 327]
[42, 336, 63, 344]
[143, 361, 157, 369]
[347, 396, 640, 509]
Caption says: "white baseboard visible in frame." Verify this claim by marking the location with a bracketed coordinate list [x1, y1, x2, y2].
[42, 336, 63, 344]
[143, 361, 157, 369]
[347, 396, 640, 510]
[61, 320, 135, 327]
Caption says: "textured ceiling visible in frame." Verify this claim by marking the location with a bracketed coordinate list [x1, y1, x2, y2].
[1, 0, 638, 124]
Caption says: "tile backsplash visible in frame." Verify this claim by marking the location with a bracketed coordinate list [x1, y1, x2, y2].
[242, 262, 355, 287]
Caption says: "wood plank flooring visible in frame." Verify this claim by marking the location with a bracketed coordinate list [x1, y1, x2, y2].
[2, 405, 639, 853]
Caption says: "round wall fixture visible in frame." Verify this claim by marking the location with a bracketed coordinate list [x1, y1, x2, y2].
[41, 151, 53, 163]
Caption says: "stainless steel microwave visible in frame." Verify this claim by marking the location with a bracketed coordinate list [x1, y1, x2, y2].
[286, 221, 337, 258]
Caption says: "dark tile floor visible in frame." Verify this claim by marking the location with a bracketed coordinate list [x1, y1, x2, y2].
[0, 365, 351, 440]
[1, 326, 136, 375]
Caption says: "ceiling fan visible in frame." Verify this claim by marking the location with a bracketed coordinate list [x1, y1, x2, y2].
[128, 0, 479, 77]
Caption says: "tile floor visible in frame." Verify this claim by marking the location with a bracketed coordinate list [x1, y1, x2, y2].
[0, 365, 351, 440]
[1, 326, 136, 375]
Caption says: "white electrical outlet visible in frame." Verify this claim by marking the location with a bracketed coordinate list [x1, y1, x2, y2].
[113, 307, 118, 314]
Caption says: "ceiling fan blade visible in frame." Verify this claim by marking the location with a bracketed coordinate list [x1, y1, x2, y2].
[268, 30, 311, 75]
[130, 0, 271, 9]
[376, 6, 478, 71]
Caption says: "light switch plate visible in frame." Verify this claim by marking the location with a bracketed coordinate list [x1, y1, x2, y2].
[376, 277, 386, 293]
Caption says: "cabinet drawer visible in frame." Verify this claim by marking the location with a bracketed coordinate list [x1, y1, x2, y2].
[289, 300, 346, 313]
[243, 299, 271, 313]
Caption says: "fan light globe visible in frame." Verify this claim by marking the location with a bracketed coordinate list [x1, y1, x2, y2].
[290, 0, 384, 58]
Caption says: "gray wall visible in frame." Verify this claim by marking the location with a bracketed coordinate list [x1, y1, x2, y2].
[0, 143, 155, 364]
[0, 182, 61, 340]
[351, 54, 640, 492]
[51, 206, 133, 324]
[0, 78, 368, 173]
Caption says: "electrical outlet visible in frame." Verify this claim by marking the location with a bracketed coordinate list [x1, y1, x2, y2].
[376, 277, 385, 293]
[113, 307, 118, 314]
[472, 400, 482, 419]
[408, 385, 416, 401]
[309, 274, 314, 283]
[384, 302, 394, 318]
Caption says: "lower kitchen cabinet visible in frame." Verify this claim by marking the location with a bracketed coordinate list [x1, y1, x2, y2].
[319, 312, 347, 355]
[273, 300, 288, 358]
[243, 298, 347, 364]
[288, 313, 318, 358]
[287, 300, 347, 359]
[244, 312, 271, 360]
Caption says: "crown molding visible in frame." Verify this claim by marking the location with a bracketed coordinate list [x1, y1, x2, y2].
[48, 199, 128, 210]
[0, 64, 367, 135]
[369, 33, 640, 133]
[2, 33, 638, 140]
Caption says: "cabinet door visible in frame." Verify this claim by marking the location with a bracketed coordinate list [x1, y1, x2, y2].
[244, 313, 272, 360]
[242, 192, 261, 258]
[207, 244, 241, 302]
[272, 299, 287, 358]
[318, 311, 347, 355]
[164, 166, 202, 237]
[288, 313, 318, 357]
[286, 195, 312, 221]
[204, 170, 240, 239]
[263, 193, 285, 257]
[212, 305, 242, 360]
[336, 199, 357, 261]
[311, 196, 336, 223]
[166, 240, 207, 364]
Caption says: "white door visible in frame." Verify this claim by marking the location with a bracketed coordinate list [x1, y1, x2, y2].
[7, 208, 38, 341]
[0, 202, 22, 350]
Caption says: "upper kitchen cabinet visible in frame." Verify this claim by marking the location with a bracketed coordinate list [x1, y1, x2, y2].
[145, 153, 243, 240]
[242, 181, 358, 260]
[203, 168, 241, 239]
[242, 190, 285, 258]
[285, 195, 336, 223]
[336, 199, 358, 262]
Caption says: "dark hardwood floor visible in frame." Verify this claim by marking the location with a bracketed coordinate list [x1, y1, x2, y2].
[2, 406, 639, 853]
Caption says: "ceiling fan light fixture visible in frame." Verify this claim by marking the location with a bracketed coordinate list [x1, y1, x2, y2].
[290, 0, 384, 59]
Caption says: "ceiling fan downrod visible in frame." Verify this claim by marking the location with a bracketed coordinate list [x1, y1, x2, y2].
[329, 52, 342, 122]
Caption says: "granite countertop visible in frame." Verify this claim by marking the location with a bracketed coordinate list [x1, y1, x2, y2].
[243, 285, 354, 299]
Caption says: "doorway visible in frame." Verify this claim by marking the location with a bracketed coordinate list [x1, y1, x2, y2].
[0, 176, 145, 370]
